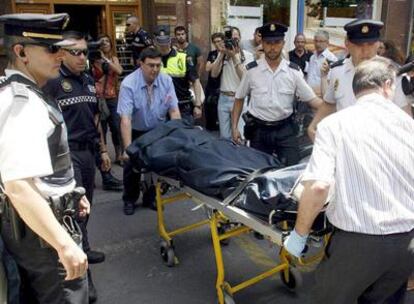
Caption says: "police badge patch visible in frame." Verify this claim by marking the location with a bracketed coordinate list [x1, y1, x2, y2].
[61, 79, 72, 93]
[88, 85, 96, 94]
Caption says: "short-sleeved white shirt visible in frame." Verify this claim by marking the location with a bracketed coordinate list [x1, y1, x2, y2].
[306, 48, 337, 88]
[324, 57, 412, 111]
[0, 70, 74, 196]
[235, 58, 316, 121]
[220, 50, 254, 93]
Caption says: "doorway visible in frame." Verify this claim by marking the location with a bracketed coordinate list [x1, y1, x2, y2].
[54, 4, 104, 39]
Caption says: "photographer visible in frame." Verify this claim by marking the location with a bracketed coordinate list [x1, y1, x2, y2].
[91, 34, 124, 165]
[211, 26, 254, 139]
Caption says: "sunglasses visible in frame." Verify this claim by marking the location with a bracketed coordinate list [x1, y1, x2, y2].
[126, 23, 131, 27]
[64, 48, 89, 57]
[20, 42, 62, 54]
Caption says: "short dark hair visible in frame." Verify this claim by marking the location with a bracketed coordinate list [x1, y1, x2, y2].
[254, 27, 261, 34]
[63, 31, 87, 41]
[174, 26, 187, 35]
[211, 32, 225, 42]
[3, 35, 33, 63]
[139, 47, 162, 62]
[352, 57, 397, 96]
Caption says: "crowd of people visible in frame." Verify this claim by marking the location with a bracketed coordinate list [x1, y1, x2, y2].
[0, 10, 413, 304]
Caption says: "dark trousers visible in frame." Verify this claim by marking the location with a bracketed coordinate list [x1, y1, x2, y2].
[101, 98, 121, 148]
[1, 223, 88, 304]
[312, 228, 414, 304]
[249, 120, 299, 166]
[204, 94, 219, 131]
[122, 129, 146, 205]
[71, 149, 96, 252]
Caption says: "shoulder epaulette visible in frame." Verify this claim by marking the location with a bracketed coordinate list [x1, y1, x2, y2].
[288, 62, 300, 71]
[11, 82, 29, 102]
[246, 61, 258, 70]
[330, 59, 345, 69]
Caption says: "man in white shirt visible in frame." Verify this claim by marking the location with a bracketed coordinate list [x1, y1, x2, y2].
[306, 30, 337, 97]
[284, 57, 414, 303]
[211, 26, 254, 139]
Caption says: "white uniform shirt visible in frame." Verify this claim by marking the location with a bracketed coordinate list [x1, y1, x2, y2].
[235, 58, 316, 121]
[303, 93, 414, 235]
[0, 70, 74, 196]
[220, 50, 254, 93]
[324, 57, 413, 111]
[306, 48, 337, 88]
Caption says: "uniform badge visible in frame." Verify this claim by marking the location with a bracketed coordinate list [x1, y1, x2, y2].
[334, 79, 339, 92]
[270, 24, 276, 31]
[88, 85, 96, 94]
[361, 25, 369, 34]
[61, 80, 72, 93]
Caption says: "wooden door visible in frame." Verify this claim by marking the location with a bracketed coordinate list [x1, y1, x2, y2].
[14, 3, 52, 14]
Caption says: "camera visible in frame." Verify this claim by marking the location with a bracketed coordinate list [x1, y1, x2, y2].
[398, 60, 414, 96]
[223, 26, 238, 50]
[402, 76, 414, 96]
[87, 40, 102, 62]
[87, 40, 110, 74]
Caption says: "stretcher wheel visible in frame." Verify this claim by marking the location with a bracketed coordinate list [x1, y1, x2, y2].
[160, 241, 176, 267]
[280, 267, 303, 291]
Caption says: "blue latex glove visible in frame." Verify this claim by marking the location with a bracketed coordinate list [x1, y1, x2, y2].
[283, 229, 308, 258]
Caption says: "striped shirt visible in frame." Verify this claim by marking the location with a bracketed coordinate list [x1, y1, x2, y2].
[302, 92, 414, 235]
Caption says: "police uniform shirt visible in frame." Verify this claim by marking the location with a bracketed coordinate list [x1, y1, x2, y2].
[43, 65, 99, 144]
[0, 69, 75, 196]
[131, 28, 153, 62]
[161, 48, 198, 101]
[235, 58, 316, 122]
[324, 57, 412, 111]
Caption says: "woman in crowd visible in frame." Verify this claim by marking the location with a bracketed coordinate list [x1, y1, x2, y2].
[92, 34, 124, 164]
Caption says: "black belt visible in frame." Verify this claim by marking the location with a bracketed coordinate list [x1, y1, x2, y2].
[69, 141, 96, 151]
[248, 112, 293, 127]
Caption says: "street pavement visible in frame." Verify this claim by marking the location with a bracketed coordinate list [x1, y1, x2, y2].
[88, 162, 414, 304]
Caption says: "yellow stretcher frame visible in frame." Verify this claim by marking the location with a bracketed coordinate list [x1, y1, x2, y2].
[154, 177, 328, 304]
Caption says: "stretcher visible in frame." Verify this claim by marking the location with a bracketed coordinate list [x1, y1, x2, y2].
[152, 171, 330, 304]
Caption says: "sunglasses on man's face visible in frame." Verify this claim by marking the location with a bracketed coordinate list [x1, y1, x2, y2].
[126, 23, 132, 27]
[20, 42, 62, 54]
[64, 48, 89, 57]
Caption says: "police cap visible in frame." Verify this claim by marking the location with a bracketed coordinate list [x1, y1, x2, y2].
[344, 19, 383, 44]
[0, 13, 72, 46]
[260, 22, 288, 42]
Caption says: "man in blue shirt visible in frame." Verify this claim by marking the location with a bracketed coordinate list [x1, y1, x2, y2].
[118, 47, 181, 215]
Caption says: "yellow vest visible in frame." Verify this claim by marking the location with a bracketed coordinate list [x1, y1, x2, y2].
[161, 52, 187, 78]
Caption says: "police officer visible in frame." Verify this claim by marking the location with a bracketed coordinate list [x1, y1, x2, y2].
[42, 31, 108, 303]
[308, 19, 413, 141]
[154, 35, 203, 124]
[0, 13, 88, 303]
[232, 22, 322, 166]
[125, 16, 153, 67]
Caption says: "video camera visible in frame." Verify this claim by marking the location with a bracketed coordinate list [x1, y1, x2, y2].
[398, 60, 414, 96]
[223, 26, 238, 50]
[87, 40, 110, 74]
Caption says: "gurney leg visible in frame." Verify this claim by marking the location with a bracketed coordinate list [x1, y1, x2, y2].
[210, 211, 231, 304]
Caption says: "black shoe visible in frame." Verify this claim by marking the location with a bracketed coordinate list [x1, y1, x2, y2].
[88, 270, 97, 303]
[102, 172, 123, 192]
[87, 250, 106, 264]
[123, 202, 136, 215]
